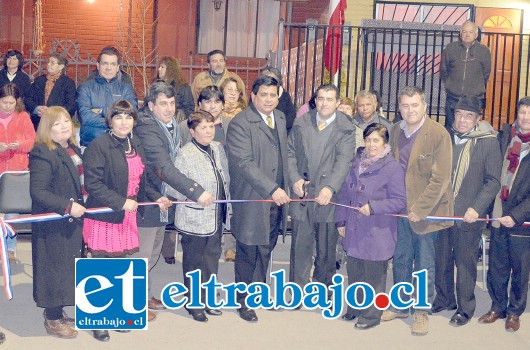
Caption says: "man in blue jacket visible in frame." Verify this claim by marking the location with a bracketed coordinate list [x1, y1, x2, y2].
[76, 46, 137, 146]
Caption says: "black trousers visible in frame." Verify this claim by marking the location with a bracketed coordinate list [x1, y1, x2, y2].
[290, 216, 338, 287]
[181, 228, 222, 306]
[433, 225, 482, 318]
[487, 227, 530, 317]
[345, 256, 388, 326]
[235, 204, 281, 305]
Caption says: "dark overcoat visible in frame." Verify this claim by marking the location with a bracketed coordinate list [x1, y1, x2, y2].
[288, 109, 356, 222]
[226, 104, 289, 245]
[27, 74, 77, 128]
[29, 143, 84, 308]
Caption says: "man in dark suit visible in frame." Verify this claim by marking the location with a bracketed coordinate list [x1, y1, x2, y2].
[134, 81, 214, 322]
[433, 96, 501, 327]
[478, 96, 530, 333]
[287, 84, 355, 292]
[226, 75, 290, 322]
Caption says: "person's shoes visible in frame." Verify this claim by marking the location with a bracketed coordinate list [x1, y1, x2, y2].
[61, 310, 75, 326]
[341, 313, 356, 321]
[354, 322, 378, 330]
[381, 310, 408, 322]
[164, 257, 176, 264]
[0, 331, 5, 344]
[225, 249, 236, 262]
[431, 304, 457, 314]
[44, 319, 77, 339]
[478, 310, 505, 324]
[205, 308, 222, 316]
[411, 311, 429, 336]
[449, 312, 470, 327]
[148, 310, 156, 322]
[7, 251, 19, 264]
[93, 330, 110, 342]
[148, 297, 166, 310]
[505, 315, 520, 332]
[238, 307, 258, 322]
[43, 309, 75, 326]
[188, 310, 208, 322]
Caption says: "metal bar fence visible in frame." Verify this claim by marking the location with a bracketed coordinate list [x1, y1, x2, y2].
[279, 23, 530, 129]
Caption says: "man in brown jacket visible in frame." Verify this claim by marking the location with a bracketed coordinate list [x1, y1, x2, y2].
[191, 49, 246, 102]
[381, 86, 454, 336]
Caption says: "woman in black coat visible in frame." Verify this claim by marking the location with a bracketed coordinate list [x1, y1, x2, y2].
[27, 52, 77, 130]
[0, 50, 32, 111]
[30, 106, 86, 339]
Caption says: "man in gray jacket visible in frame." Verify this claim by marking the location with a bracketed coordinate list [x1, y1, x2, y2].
[288, 84, 356, 293]
[441, 21, 491, 128]
[352, 89, 392, 132]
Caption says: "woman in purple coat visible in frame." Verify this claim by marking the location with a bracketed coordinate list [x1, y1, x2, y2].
[335, 123, 406, 330]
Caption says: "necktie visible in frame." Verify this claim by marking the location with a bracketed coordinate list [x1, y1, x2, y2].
[318, 121, 327, 131]
[266, 115, 274, 129]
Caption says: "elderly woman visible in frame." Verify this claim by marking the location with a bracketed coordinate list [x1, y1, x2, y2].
[156, 56, 195, 117]
[0, 50, 31, 109]
[30, 106, 86, 339]
[0, 83, 36, 262]
[335, 123, 406, 330]
[220, 77, 246, 119]
[27, 52, 76, 130]
[262, 66, 296, 132]
[167, 111, 230, 323]
[82, 100, 152, 342]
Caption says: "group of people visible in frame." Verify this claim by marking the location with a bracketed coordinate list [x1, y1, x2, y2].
[0, 20, 528, 345]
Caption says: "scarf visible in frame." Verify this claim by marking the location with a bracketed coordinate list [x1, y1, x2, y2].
[223, 101, 242, 119]
[66, 146, 88, 201]
[358, 144, 391, 175]
[500, 123, 530, 201]
[451, 124, 497, 198]
[44, 72, 61, 105]
[147, 109, 180, 222]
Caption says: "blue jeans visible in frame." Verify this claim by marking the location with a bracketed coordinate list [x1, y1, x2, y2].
[390, 218, 438, 314]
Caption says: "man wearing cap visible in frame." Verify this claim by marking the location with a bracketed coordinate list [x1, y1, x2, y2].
[432, 96, 501, 327]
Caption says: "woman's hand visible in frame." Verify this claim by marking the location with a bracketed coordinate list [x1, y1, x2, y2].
[70, 202, 86, 218]
[337, 226, 346, 237]
[0, 142, 8, 152]
[36, 106, 48, 117]
[122, 199, 138, 212]
[357, 203, 371, 216]
[7, 141, 19, 150]
[156, 196, 172, 211]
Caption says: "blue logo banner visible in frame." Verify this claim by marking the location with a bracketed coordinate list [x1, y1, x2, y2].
[75, 258, 148, 330]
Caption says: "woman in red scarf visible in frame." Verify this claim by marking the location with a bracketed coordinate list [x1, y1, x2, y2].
[27, 52, 76, 130]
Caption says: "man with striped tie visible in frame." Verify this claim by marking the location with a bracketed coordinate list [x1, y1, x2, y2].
[287, 84, 356, 296]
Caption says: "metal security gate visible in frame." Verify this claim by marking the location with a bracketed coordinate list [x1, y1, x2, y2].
[276, 21, 530, 128]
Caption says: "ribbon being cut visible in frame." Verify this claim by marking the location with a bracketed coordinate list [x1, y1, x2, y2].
[1, 198, 527, 300]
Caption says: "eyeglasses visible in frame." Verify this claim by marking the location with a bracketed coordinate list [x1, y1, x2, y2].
[225, 88, 240, 94]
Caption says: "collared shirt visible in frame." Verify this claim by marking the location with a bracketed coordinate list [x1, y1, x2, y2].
[316, 112, 337, 130]
[258, 110, 275, 128]
[400, 116, 426, 138]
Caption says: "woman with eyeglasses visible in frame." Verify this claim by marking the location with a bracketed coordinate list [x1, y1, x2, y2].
[27, 52, 76, 130]
[220, 77, 246, 119]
